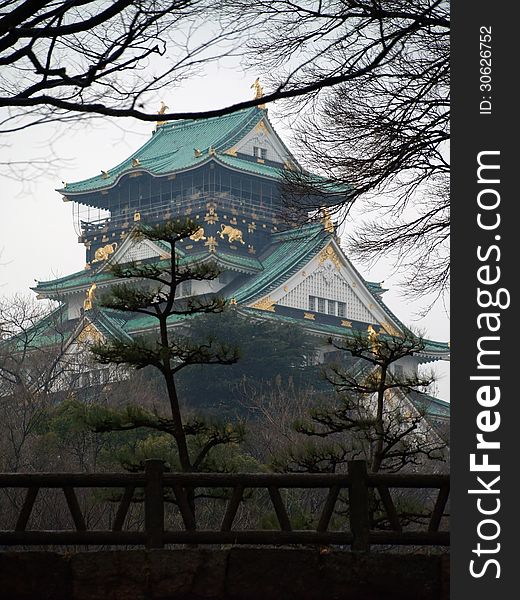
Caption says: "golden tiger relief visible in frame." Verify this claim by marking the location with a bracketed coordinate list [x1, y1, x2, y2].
[92, 243, 117, 263]
[219, 225, 245, 244]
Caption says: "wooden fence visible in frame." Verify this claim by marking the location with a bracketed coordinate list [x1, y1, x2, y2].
[0, 460, 449, 550]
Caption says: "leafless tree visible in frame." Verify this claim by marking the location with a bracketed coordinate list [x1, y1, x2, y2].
[1, 1, 448, 124]
[233, 0, 450, 304]
[0, 295, 69, 470]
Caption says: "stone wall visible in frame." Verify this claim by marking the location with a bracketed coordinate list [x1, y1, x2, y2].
[0, 548, 449, 600]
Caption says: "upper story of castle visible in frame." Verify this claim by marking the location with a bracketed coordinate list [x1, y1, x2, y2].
[58, 105, 342, 268]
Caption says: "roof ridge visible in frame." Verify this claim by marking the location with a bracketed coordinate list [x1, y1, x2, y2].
[270, 222, 325, 241]
[159, 106, 258, 133]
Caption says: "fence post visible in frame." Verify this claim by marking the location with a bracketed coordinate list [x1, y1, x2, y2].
[145, 459, 165, 549]
[348, 460, 370, 552]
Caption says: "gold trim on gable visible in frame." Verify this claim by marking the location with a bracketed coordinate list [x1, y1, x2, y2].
[251, 296, 276, 312]
[380, 321, 402, 337]
[77, 323, 103, 344]
[318, 244, 341, 270]
[255, 120, 268, 133]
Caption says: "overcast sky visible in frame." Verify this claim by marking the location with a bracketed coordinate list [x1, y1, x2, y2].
[0, 64, 450, 401]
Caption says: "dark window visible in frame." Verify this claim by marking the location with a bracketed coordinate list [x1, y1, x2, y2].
[253, 146, 267, 160]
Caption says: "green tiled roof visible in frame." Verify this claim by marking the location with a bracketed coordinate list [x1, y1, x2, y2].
[408, 390, 450, 419]
[179, 251, 263, 273]
[218, 154, 284, 179]
[236, 306, 448, 357]
[33, 269, 114, 294]
[232, 223, 328, 303]
[60, 108, 273, 194]
[1, 304, 75, 351]
[34, 248, 263, 296]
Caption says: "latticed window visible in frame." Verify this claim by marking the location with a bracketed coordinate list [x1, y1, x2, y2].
[283, 273, 373, 323]
[253, 146, 267, 160]
[307, 296, 350, 318]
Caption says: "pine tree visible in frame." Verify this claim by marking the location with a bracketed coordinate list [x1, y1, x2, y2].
[277, 328, 447, 475]
[84, 219, 244, 475]
[271, 328, 448, 531]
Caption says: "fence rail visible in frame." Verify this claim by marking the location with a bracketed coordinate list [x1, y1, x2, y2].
[0, 460, 449, 550]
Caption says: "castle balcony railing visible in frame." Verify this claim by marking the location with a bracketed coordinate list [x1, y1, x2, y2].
[79, 192, 287, 240]
[0, 460, 449, 550]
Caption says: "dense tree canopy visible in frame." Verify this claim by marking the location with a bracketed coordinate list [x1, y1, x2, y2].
[177, 311, 320, 414]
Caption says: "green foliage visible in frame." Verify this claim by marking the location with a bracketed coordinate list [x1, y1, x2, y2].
[274, 329, 446, 474]
[85, 218, 245, 475]
[270, 438, 351, 474]
[177, 311, 320, 413]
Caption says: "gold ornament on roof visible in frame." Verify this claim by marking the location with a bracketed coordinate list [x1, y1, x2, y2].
[380, 321, 402, 337]
[83, 283, 97, 311]
[204, 206, 219, 224]
[77, 323, 103, 344]
[321, 208, 335, 233]
[134, 212, 141, 222]
[252, 296, 276, 312]
[189, 227, 206, 242]
[194, 148, 202, 157]
[92, 243, 117, 263]
[101, 170, 109, 179]
[251, 78, 266, 109]
[205, 236, 218, 253]
[219, 224, 245, 245]
[251, 78, 263, 98]
[255, 120, 268, 133]
[156, 101, 169, 127]
[132, 158, 141, 167]
[367, 325, 380, 349]
[319, 244, 341, 270]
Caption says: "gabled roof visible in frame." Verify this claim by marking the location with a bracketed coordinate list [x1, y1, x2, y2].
[32, 221, 449, 364]
[60, 107, 286, 195]
[33, 243, 264, 297]
[0, 303, 73, 352]
[230, 223, 328, 304]
[235, 306, 448, 363]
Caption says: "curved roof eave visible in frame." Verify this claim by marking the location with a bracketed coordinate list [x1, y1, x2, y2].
[59, 154, 287, 203]
[58, 106, 270, 197]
